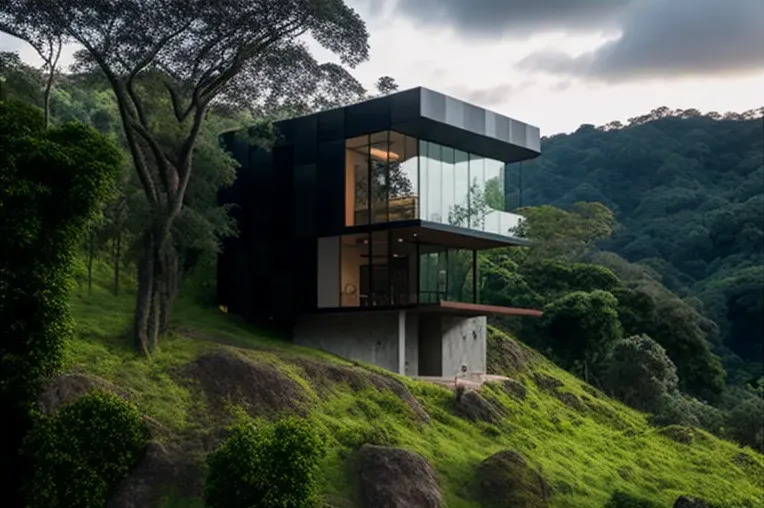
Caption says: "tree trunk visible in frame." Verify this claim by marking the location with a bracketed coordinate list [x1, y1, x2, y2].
[134, 232, 161, 355]
[87, 232, 95, 296]
[113, 230, 121, 296]
[159, 246, 179, 335]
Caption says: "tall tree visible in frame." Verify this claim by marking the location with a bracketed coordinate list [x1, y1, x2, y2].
[1, 0, 370, 354]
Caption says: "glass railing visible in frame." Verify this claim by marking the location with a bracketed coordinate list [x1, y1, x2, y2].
[482, 209, 525, 239]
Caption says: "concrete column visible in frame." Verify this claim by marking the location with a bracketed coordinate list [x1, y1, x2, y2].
[398, 310, 406, 375]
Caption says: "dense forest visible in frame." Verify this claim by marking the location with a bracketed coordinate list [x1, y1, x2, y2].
[512, 110, 764, 385]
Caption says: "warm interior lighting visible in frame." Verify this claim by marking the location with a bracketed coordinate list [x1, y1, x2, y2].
[369, 147, 400, 161]
[397, 237, 403, 243]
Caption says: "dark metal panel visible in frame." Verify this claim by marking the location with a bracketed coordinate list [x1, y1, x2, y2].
[293, 163, 317, 238]
[390, 87, 422, 126]
[316, 140, 346, 236]
[290, 115, 318, 165]
[318, 107, 345, 142]
[344, 95, 391, 138]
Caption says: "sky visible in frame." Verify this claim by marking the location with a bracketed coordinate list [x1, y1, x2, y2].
[2, 0, 763, 135]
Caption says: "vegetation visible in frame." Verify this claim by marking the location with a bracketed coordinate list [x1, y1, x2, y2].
[513, 108, 764, 386]
[205, 417, 327, 508]
[0, 99, 121, 505]
[21, 392, 148, 508]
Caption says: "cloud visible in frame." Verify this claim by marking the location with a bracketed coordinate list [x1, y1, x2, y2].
[518, 0, 764, 81]
[395, 0, 764, 80]
[444, 81, 537, 107]
[394, 0, 632, 37]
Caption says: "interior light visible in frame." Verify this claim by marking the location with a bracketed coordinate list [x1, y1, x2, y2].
[397, 237, 403, 243]
[413, 233, 418, 238]
[369, 147, 401, 161]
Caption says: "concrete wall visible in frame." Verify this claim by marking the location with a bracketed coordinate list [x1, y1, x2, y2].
[294, 311, 418, 374]
[441, 315, 486, 378]
[317, 237, 340, 308]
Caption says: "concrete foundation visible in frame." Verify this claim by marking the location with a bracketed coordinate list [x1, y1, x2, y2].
[293, 311, 486, 377]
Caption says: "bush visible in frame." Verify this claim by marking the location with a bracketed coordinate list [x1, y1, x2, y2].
[605, 334, 678, 413]
[651, 393, 724, 435]
[205, 417, 327, 508]
[726, 395, 764, 452]
[21, 392, 149, 508]
[604, 490, 660, 508]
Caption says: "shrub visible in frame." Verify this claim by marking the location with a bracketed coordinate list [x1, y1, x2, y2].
[205, 417, 327, 508]
[21, 392, 149, 508]
[605, 334, 678, 413]
[651, 393, 725, 435]
[726, 395, 764, 452]
[604, 490, 661, 508]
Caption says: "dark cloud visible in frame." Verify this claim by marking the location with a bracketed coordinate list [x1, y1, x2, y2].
[396, 0, 764, 80]
[395, 0, 633, 37]
[518, 0, 764, 81]
[445, 81, 536, 107]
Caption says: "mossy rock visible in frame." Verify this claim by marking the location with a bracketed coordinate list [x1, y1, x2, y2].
[657, 426, 695, 445]
[455, 389, 507, 424]
[476, 450, 551, 508]
[673, 496, 714, 508]
[531, 373, 564, 392]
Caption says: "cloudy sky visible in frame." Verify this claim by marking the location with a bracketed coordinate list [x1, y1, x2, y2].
[2, 0, 762, 135]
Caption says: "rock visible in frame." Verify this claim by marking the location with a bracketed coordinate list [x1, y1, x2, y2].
[455, 389, 507, 424]
[673, 496, 711, 508]
[183, 350, 310, 418]
[553, 391, 586, 412]
[108, 441, 203, 508]
[499, 379, 527, 401]
[356, 445, 443, 508]
[297, 358, 429, 423]
[657, 426, 694, 445]
[476, 450, 551, 508]
[531, 373, 564, 392]
[487, 332, 535, 376]
[38, 373, 130, 415]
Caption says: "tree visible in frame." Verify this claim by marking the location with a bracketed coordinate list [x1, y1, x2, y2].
[541, 290, 622, 384]
[1, 0, 370, 354]
[375, 75, 398, 96]
[513, 202, 616, 260]
[605, 334, 679, 413]
[0, 99, 122, 506]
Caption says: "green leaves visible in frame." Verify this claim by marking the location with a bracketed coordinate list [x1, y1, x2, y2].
[205, 417, 327, 508]
[21, 392, 149, 508]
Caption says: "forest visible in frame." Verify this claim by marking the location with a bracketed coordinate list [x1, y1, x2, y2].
[0, 1, 762, 505]
[510, 109, 764, 386]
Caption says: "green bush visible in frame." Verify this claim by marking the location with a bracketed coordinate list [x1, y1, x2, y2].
[605, 334, 678, 413]
[604, 490, 661, 508]
[21, 392, 149, 508]
[205, 417, 327, 508]
[726, 395, 764, 452]
[651, 393, 725, 435]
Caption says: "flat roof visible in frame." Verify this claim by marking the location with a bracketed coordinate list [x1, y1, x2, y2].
[274, 87, 541, 163]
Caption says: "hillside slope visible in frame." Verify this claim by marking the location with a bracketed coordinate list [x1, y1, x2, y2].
[60, 271, 763, 508]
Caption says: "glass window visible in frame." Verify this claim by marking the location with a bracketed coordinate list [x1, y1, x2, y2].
[424, 142, 442, 223]
[390, 233, 417, 306]
[369, 132, 389, 224]
[369, 230, 389, 306]
[345, 135, 369, 226]
[389, 132, 418, 221]
[450, 149, 470, 227]
[446, 248, 474, 303]
[468, 155, 485, 230]
[340, 233, 369, 307]
[441, 146, 455, 228]
[483, 158, 504, 235]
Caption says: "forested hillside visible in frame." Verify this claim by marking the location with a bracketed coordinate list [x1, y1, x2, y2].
[514, 109, 764, 383]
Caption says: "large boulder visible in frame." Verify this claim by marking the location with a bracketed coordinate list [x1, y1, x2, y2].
[356, 445, 443, 508]
[476, 450, 551, 508]
[455, 389, 507, 424]
[673, 497, 711, 508]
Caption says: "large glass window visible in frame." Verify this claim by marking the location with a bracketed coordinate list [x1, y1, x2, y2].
[344, 131, 523, 238]
[340, 233, 368, 307]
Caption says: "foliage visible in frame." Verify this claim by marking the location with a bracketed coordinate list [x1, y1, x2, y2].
[516, 110, 763, 380]
[0, 99, 121, 504]
[604, 491, 661, 508]
[605, 335, 679, 413]
[541, 290, 622, 384]
[725, 395, 764, 452]
[513, 201, 616, 260]
[21, 392, 148, 508]
[205, 417, 327, 508]
[651, 393, 725, 436]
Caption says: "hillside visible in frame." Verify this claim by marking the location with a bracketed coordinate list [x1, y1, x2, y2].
[513, 109, 764, 381]
[57, 264, 764, 508]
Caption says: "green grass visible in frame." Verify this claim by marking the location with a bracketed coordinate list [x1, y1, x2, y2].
[63, 263, 764, 508]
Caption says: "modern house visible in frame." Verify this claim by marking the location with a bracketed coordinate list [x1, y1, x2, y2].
[218, 87, 542, 378]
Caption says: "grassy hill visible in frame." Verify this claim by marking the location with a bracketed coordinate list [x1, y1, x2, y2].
[61, 264, 763, 507]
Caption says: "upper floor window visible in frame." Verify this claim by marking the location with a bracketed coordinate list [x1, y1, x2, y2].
[345, 131, 523, 237]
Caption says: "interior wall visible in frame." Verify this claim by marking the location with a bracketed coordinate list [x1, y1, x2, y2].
[418, 314, 443, 377]
[317, 237, 340, 308]
[340, 236, 366, 307]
